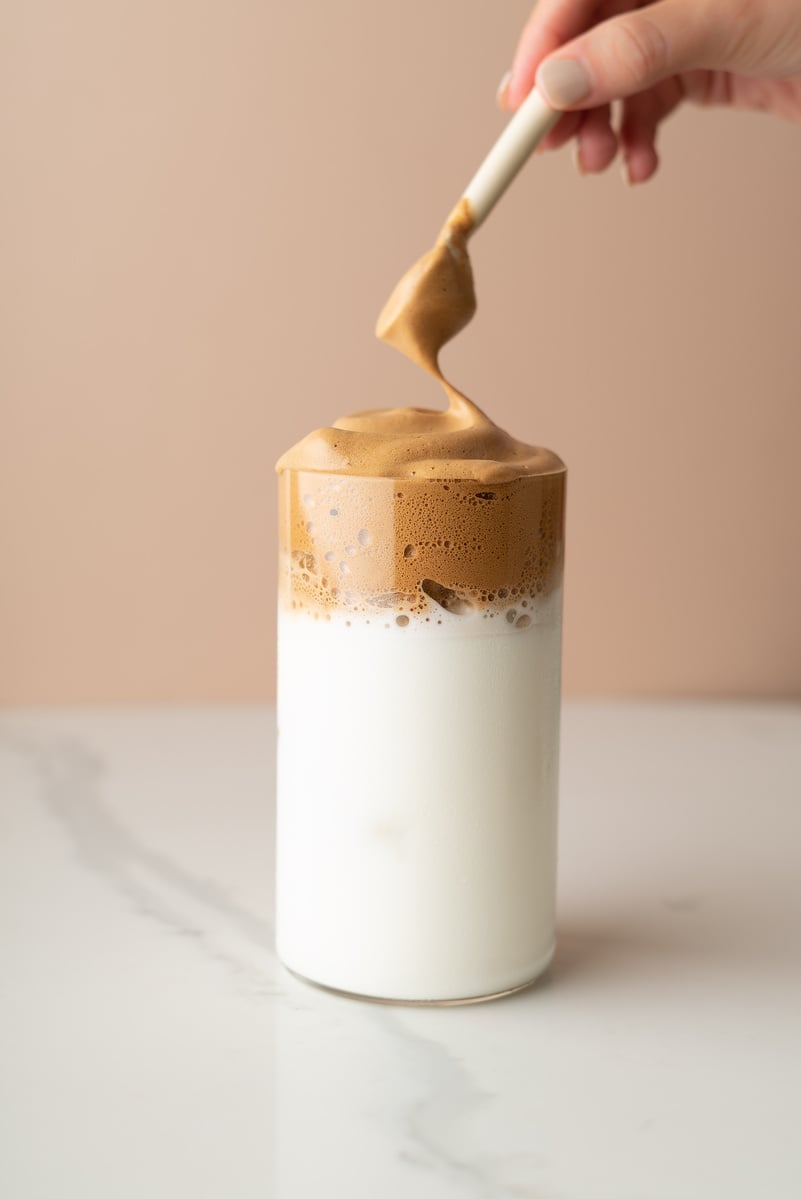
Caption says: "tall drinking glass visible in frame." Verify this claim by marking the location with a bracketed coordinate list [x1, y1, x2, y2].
[276, 454, 566, 1003]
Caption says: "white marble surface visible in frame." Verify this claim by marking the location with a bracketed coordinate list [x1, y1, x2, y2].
[1, 701, 800, 1199]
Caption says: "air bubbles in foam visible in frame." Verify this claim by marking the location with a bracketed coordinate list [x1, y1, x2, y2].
[421, 578, 474, 616]
[291, 550, 316, 573]
[358, 528, 371, 547]
[403, 545, 417, 560]
[339, 562, 350, 575]
[345, 545, 357, 556]
[395, 615, 409, 628]
[516, 615, 531, 629]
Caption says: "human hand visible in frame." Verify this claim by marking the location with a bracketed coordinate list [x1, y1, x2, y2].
[498, 0, 801, 182]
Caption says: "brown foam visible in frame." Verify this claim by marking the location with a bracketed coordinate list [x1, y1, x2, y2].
[277, 199, 562, 485]
[277, 199, 566, 619]
[278, 469, 565, 620]
[375, 197, 476, 380]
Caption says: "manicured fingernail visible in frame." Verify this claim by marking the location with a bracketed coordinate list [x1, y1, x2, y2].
[621, 159, 633, 187]
[496, 69, 511, 110]
[572, 143, 586, 177]
[537, 59, 591, 108]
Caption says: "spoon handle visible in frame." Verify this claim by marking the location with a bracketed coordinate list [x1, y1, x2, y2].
[462, 88, 559, 231]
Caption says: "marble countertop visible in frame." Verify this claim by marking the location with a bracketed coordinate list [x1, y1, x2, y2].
[2, 701, 800, 1198]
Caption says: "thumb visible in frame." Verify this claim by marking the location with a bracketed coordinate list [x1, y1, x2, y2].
[535, 0, 725, 109]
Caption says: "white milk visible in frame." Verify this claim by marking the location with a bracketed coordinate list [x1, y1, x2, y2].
[275, 594, 562, 1003]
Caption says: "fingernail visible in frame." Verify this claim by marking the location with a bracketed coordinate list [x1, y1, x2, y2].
[621, 159, 633, 187]
[496, 69, 511, 110]
[572, 143, 586, 177]
[537, 59, 591, 108]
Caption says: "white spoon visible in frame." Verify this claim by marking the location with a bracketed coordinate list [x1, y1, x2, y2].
[462, 88, 559, 231]
[376, 89, 559, 376]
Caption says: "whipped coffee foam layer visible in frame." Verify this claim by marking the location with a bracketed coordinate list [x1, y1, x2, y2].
[277, 394, 563, 484]
[277, 198, 563, 485]
[277, 199, 565, 620]
[278, 468, 564, 621]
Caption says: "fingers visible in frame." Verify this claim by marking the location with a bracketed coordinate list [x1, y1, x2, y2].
[497, 0, 697, 183]
[552, 82, 683, 184]
[537, 110, 584, 153]
[619, 76, 683, 182]
[535, 0, 723, 110]
[575, 104, 618, 173]
[500, 0, 648, 111]
[501, 0, 601, 110]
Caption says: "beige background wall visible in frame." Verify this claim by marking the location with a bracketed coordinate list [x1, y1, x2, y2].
[2, 0, 800, 705]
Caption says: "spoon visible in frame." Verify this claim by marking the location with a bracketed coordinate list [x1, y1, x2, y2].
[462, 87, 559, 231]
[376, 88, 558, 386]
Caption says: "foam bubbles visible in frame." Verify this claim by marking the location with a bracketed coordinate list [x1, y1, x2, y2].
[291, 550, 316, 574]
[421, 579, 475, 616]
[281, 468, 564, 623]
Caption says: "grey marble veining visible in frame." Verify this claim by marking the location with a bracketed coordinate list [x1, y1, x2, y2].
[3, 724, 276, 994]
[2, 703, 801, 1199]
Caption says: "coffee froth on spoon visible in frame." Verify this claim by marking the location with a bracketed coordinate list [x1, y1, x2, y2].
[375, 199, 476, 397]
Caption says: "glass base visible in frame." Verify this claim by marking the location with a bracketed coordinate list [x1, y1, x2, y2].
[282, 946, 554, 1007]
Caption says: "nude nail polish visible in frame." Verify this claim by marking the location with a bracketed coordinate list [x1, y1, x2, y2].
[496, 69, 511, 110]
[537, 59, 591, 108]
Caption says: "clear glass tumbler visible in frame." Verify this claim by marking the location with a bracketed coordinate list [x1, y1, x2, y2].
[275, 457, 566, 1003]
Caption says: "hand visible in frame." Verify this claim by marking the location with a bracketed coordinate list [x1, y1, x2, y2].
[498, 0, 801, 182]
